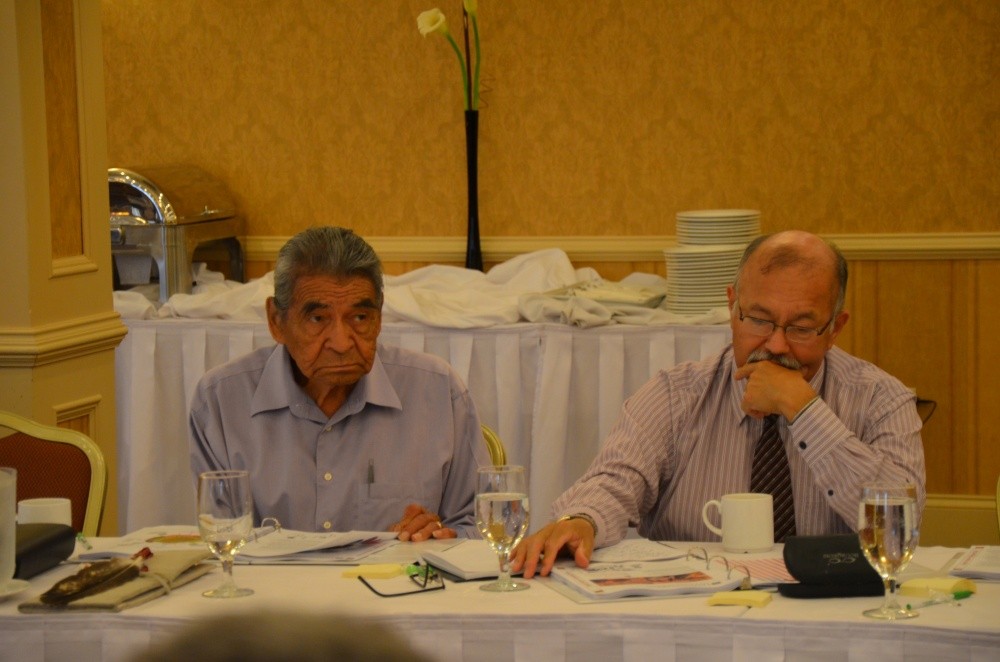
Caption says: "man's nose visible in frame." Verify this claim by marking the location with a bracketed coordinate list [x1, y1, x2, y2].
[764, 325, 792, 354]
[322, 319, 354, 352]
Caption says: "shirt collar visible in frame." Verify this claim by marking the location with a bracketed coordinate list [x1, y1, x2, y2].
[251, 344, 403, 424]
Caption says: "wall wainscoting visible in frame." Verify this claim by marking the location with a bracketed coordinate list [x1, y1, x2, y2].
[244, 232, 1000, 266]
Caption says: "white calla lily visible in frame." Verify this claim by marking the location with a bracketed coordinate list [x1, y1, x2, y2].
[417, 8, 449, 37]
[418, 4, 482, 110]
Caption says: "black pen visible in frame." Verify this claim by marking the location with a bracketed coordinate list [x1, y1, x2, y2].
[367, 459, 374, 496]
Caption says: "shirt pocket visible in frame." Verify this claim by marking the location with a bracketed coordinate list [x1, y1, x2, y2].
[357, 481, 428, 531]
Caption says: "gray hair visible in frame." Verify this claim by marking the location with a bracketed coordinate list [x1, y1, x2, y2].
[733, 233, 848, 314]
[271, 226, 384, 313]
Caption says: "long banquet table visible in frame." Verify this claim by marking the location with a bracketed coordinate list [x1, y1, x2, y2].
[115, 319, 732, 533]
[1, 545, 997, 662]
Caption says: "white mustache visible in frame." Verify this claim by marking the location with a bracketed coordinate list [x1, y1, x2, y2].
[747, 348, 802, 370]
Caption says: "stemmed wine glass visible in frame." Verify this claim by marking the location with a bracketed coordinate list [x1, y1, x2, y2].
[476, 465, 530, 592]
[857, 483, 919, 619]
[197, 470, 254, 598]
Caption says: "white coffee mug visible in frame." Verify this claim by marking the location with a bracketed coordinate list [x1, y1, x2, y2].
[0, 468, 16, 588]
[702, 492, 774, 553]
[17, 497, 72, 527]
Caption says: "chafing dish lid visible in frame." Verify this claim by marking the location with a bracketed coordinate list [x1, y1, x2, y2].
[108, 165, 237, 226]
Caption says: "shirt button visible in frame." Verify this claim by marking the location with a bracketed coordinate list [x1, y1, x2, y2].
[827, 489, 834, 497]
[324, 426, 332, 433]
[324, 472, 333, 481]
[322, 521, 332, 530]
[799, 441, 807, 450]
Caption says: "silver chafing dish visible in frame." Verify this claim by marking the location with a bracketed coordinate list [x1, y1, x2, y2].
[109, 164, 245, 303]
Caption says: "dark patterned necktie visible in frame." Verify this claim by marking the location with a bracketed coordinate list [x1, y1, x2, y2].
[751, 415, 796, 541]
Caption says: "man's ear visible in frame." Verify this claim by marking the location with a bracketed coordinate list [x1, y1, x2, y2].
[266, 297, 285, 344]
[828, 309, 850, 345]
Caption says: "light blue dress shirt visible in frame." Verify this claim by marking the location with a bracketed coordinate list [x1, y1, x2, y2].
[189, 342, 488, 536]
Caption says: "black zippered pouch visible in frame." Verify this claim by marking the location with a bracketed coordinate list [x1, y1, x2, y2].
[778, 534, 884, 598]
[15, 523, 76, 580]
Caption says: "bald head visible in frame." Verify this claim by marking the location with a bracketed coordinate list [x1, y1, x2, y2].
[735, 231, 847, 314]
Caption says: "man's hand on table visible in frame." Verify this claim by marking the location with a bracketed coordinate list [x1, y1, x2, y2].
[390, 503, 456, 542]
[510, 518, 595, 578]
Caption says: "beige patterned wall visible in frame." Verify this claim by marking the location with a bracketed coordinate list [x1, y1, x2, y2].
[100, 0, 998, 239]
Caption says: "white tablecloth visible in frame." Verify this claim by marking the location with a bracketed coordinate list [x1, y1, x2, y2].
[114, 319, 731, 532]
[1, 546, 997, 662]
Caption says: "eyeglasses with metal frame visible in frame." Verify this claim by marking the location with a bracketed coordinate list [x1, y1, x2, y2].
[357, 563, 445, 598]
[737, 305, 835, 344]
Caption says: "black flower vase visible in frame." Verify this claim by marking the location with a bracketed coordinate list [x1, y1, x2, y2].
[464, 109, 484, 271]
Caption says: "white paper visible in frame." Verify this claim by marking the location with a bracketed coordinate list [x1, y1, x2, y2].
[239, 529, 397, 558]
[74, 525, 398, 565]
[590, 539, 686, 563]
[238, 537, 400, 565]
[950, 546, 1000, 580]
[74, 525, 206, 561]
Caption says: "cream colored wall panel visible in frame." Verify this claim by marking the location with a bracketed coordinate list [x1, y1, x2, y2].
[838, 260, 879, 362]
[34, 356, 117, 534]
[976, 261, 1000, 494]
[921, 495, 999, 547]
[949, 262, 978, 494]
[874, 262, 954, 493]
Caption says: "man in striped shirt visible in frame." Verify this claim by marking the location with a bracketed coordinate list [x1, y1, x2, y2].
[513, 230, 925, 577]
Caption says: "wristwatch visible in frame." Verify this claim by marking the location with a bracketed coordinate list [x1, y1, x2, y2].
[557, 513, 597, 536]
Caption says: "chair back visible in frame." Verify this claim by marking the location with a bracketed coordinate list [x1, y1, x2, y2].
[915, 398, 937, 424]
[481, 425, 507, 466]
[0, 411, 107, 536]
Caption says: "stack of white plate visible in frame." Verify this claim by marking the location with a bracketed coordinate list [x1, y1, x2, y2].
[664, 209, 761, 315]
[676, 209, 760, 246]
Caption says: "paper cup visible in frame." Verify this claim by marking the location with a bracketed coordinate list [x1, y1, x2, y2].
[17, 497, 72, 527]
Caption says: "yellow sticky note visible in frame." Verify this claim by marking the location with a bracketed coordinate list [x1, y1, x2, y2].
[707, 590, 773, 608]
[341, 564, 405, 579]
[899, 576, 976, 598]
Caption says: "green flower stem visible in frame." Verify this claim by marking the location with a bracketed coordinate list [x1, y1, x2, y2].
[445, 33, 471, 110]
[471, 16, 480, 110]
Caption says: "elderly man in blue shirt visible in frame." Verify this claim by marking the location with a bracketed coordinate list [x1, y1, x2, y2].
[189, 226, 489, 541]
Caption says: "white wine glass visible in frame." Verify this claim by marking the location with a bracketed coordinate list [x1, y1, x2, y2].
[476, 465, 530, 592]
[857, 483, 919, 619]
[197, 470, 254, 598]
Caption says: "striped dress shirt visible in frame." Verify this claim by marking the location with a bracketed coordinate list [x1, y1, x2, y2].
[551, 346, 926, 548]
